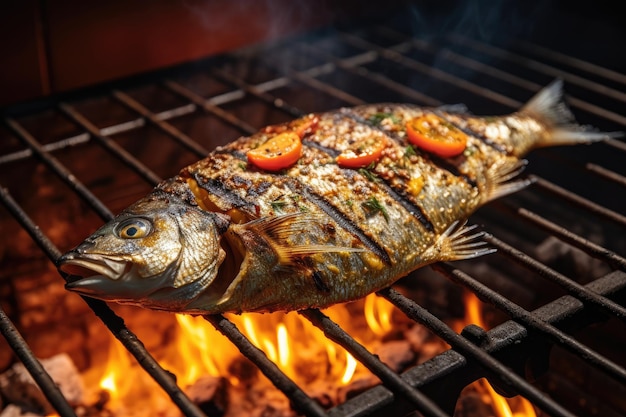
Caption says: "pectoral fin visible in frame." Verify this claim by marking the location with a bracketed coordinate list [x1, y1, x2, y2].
[483, 158, 532, 203]
[236, 213, 365, 266]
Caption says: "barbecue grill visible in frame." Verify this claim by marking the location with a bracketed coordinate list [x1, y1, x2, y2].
[1, 2, 625, 417]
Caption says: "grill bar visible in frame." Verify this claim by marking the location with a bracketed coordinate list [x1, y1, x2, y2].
[58, 103, 163, 186]
[445, 35, 626, 127]
[295, 41, 436, 105]
[434, 263, 626, 385]
[163, 79, 258, 135]
[506, 204, 626, 270]
[203, 314, 329, 417]
[0, 270, 76, 417]
[378, 287, 577, 417]
[4, 117, 114, 221]
[299, 309, 451, 417]
[531, 175, 626, 227]
[586, 163, 626, 188]
[338, 31, 521, 109]
[210, 68, 306, 118]
[484, 235, 626, 320]
[111, 90, 210, 158]
[335, 271, 626, 416]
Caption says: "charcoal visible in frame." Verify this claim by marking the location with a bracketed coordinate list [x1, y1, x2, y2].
[0, 354, 83, 415]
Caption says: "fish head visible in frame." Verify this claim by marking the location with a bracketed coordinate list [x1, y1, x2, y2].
[58, 192, 228, 311]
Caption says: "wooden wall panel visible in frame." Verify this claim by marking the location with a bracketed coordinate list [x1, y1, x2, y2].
[0, 1, 49, 107]
[0, 0, 408, 107]
[44, 0, 332, 93]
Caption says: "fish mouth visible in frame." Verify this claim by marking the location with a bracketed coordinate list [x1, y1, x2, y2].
[58, 252, 130, 296]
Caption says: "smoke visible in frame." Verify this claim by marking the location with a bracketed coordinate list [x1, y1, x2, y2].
[405, 0, 555, 42]
[181, 0, 323, 45]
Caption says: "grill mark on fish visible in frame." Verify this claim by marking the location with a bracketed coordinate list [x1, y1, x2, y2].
[193, 173, 256, 212]
[302, 139, 340, 157]
[312, 270, 331, 292]
[376, 180, 434, 232]
[434, 110, 511, 155]
[427, 155, 478, 188]
[291, 183, 392, 266]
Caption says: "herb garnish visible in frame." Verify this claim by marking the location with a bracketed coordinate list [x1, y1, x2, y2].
[362, 196, 389, 222]
[271, 200, 287, 212]
[358, 162, 380, 182]
[367, 112, 401, 126]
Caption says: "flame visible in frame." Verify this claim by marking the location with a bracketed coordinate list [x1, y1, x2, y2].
[364, 292, 394, 336]
[461, 292, 537, 417]
[98, 337, 133, 403]
[91, 293, 393, 413]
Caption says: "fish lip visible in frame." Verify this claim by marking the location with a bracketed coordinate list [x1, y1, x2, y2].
[58, 252, 129, 281]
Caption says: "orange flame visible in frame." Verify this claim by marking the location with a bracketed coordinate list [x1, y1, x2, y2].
[461, 292, 537, 417]
[93, 293, 394, 413]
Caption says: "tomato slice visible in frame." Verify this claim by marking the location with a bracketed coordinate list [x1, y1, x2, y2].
[247, 132, 302, 171]
[405, 114, 467, 157]
[336, 137, 387, 169]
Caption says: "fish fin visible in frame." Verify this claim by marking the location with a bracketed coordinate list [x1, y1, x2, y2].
[244, 213, 365, 266]
[521, 79, 622, 147]
[483, 158, 532, 203]
[423, 221, 495, 263]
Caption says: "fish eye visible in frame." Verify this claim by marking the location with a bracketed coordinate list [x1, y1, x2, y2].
[116, 218, 152, 239]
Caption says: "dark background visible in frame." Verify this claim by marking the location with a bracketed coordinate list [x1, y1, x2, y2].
[1, 0, 624, 109]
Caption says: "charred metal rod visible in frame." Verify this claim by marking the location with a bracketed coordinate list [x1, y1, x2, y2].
[299, 308, 452, 417]
[163, 79, 258, 135]
[298, 41, 439, 106]
[111, 90, 210, 158]
[496, 202, 626, 270]
[203, 314, 328, 417]
[4, 117, 114, 221]
[586, 163, 626, 188]
[434, 263, 626, 385]
[338, 31, 520, 110]
[0, 300, 77, 417]
[531, 175, 626, 227]
[58, 102, 162, 187]
[484, 234, 626, 320]
[0, 188, 206, 417]
[378, 287, 577, 417]
[210, 68, 305, 118]
[258, 47, 369, 107]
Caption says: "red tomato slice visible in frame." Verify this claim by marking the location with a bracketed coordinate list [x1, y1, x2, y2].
[336, 137, 387, 169]
[247, 132, 302, 171]
[406, 114, 467, 157]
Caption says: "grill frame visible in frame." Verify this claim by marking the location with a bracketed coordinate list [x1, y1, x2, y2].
[1, 5, 625, 417]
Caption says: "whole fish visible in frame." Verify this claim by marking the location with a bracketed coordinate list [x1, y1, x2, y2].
[58, 80, 615, 314]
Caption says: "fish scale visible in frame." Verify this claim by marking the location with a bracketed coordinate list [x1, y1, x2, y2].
[58, 80, 619, 314]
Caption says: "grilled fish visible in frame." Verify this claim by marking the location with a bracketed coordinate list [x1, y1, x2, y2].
[58, 80, 615, 314]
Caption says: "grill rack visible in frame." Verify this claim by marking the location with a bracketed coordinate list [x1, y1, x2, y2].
[1, 9, 625, 417]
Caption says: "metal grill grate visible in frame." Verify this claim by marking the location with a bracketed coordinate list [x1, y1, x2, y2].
[1, 6, 625, 417]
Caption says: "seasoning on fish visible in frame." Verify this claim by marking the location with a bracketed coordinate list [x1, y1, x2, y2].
[57, 80, 621, 314]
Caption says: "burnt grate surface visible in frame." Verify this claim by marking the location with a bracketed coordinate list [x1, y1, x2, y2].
[1, 3, 626, 417]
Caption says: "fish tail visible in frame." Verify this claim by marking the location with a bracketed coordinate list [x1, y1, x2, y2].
[521, 79, 622, 147]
